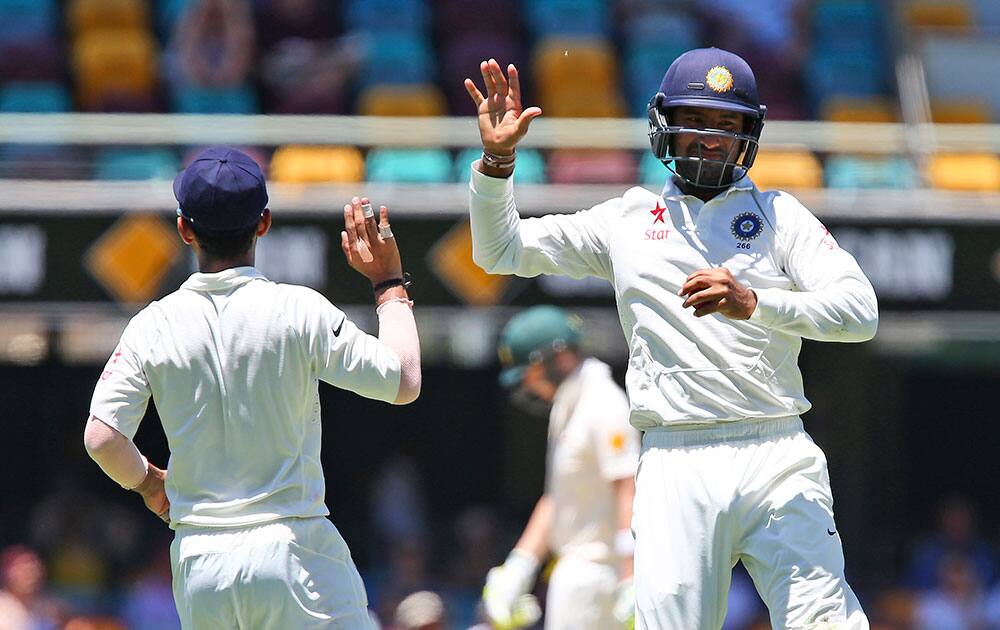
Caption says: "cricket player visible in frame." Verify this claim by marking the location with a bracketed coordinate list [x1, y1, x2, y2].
[464, 48, 877, 629]
[483, 306, 639, 630]
[83, 146, 420, 628]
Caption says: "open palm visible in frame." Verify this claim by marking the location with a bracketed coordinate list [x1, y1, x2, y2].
[464, 58, 542, 155]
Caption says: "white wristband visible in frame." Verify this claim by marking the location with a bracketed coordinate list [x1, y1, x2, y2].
[613, 528, 635, 558]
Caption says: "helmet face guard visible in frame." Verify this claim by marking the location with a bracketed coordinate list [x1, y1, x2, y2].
[647, 92, 767, 189]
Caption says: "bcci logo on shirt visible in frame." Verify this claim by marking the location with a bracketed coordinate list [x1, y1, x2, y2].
[731, 212, 763, 243]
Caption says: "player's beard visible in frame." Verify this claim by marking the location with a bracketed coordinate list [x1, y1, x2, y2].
[674, 154, 736, 188]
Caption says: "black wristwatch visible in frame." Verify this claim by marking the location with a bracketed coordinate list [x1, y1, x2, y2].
[373, 272, 412, 293]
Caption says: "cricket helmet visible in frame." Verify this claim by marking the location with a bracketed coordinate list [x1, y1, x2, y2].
[497, 306, 582, 388]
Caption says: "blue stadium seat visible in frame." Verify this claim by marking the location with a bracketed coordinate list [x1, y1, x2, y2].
[95, 149, 179, 181]
[345, 0, 430, 34]
[812, 0, 883, 51]
[622, 12, 700, 48]
[805, 48, 886, 111]
[366, 148, 452, 183]
[0, 82, 71, 112]
[359, 35, 435, 88]
[639, 151, 670, 187]
[156, 0, 192, 39]
[825, 155, 920, 189]
[0, 0, 58, 42]
[624, 43, 689, 117]
[173, 85, 259, 114]
[525, 0, 609, 37]
[453, 147, 547, 184]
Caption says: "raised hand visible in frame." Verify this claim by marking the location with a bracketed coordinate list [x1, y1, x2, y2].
[340, 196, 403, 286]
[464, 58, 542, 156]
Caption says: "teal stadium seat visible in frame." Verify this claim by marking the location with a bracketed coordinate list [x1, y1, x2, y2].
[0, 82, 71, 112]
[623, 12, 700, 48]
[156, 0, 192, 39]
[345, 0, 429, 34]
[453, 147, 547, 184]
[173, 85, 259, 114]
[812, 0, 883, 52]
[825, 155, 920, 189]
[525, 0, 609, 36]
[805, 47, 886, 113]
[639, 151, 671, 188]
[95, 148, 179, 180]
[624, 43, 689, 117]
[0, 0, 57, 42]
[366, 149, 452, 183]
[359, 35, 435, 88]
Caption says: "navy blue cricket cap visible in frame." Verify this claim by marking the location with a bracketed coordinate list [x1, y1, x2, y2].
[657, 47, 761, 118]
[173, 146, 268, 232]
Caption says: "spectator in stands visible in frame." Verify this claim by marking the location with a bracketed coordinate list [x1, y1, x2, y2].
[167, 0, 255, 91]
[255, 0, 361, 113]
[0, 545, 66, 630]
[908, 496, 997, 591]
[119, 541, 180, 630]
[913, 553, 988, 630]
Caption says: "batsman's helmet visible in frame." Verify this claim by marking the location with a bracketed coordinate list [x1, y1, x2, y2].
[497, 306, 582, 388]
[647, 47, 767, 188]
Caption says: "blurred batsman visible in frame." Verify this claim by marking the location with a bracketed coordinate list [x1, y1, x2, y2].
[465, 48, 876, 629]
[84, 146, 419, 628]
[483, 306, 640, 630]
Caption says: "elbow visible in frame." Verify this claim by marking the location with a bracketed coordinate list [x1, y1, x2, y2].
[471, 244, 501, 274]
[393, 379, 421, 405]
[83, 418, 115, 459]
[842, 306, 879, 343]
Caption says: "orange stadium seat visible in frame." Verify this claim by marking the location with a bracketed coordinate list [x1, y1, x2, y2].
[749, 150, 823, 190]
[547, 149, 636, 184]
[533, 38, 626, 117]
[72, 29, 157, 110]
[269, 146, 365, 183]
[67, 0, 150, 35]
[927, 153, 1000, 190]
[905, 1, 972, 30]
[357, 84, 447, 117]
[930, 100, 992, 123]
[820, 97, 899, 122]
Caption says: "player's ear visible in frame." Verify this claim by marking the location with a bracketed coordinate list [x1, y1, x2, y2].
[176, 217, 196, 245]
[257, 209, 272, 237]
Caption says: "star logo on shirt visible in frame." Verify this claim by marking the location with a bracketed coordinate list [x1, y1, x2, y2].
[650, 201, 667, 224]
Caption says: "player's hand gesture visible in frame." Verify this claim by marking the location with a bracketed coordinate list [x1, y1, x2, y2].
[679, 268, 758, 319]
[341, 196, 403, 286]
[134, 463, 171, 524]
[464, 59, 542, 155]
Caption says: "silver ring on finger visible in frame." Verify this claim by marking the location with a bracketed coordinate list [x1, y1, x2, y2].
[361, 203, 375, 219]
[379, 224, 394, 239]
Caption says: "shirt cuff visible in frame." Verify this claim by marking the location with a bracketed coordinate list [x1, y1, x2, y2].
[748, 287, 784, 327]
[470, 163, 514, 198]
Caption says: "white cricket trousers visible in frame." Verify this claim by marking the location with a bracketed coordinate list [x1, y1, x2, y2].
[633, 416, 869, 630]
[170, 517, 376, 629]
[545, 554, 618, 629]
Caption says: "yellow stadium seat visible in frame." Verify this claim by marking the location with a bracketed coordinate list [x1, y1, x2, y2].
[72, 29, 157, 109]
[68, 0, 150, 35]
[931, 100, 992, 123]
[821, 97, 899, 122]
[927, 153, 1000, 190]
[749, 150, 823, 190]
[905, 1, 971, 30]
[533, 37, 626, 117]
[356, 84, 447, 116]
[270, 146, 365, 183]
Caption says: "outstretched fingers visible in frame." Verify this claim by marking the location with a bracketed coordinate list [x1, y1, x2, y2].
[480, 60, 497, 99]
[464, 78, 484, 106]
[488, 58, 508, 98]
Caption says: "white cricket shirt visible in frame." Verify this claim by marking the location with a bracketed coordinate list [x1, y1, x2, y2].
[469, 169, 878, 429]
[546, 358, 639, 562]
[90, 267, 402, 527]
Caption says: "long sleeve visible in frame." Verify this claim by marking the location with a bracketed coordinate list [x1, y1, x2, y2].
[469, 167, 615, 281]
[749, 192, 878, 342]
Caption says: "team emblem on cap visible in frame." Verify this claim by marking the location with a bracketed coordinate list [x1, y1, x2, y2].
[731, 212, 763, 241]
[705, 65, 734, 93]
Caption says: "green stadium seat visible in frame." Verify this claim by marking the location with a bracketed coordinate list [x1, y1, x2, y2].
[367, 148, 452, 183]
[825, 155, 919, 189]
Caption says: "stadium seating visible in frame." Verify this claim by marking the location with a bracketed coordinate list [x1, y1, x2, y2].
[930, 101, 992, 123]
[357, 84, 446, 117]
[825, 155, 920, 189]
[0, 82, 71, 112]
[441, 33, 523, 115]
[94, 148, 178, 180]
[525, 0, 609, 37]
[927, 153, 1000, 191]
[904, 1, 972, 30]
[366, 148, 452, 183]
[67, 0, 150, 35]
[820, 97, 899, 122]
[533, 38, 626, 118]
[173, 85, 259, 114]
[453, 147, 547, 184]
[270, 146, 365, 183]
[436, 0, 519, 37]
[748, 150, 824, 189]
[344, 0, 430, 35]
[922, 36, 1000, 121]
[639, 151, 669, 187]
[0, 0, 58, 42]
[0, 38, 63, 83]
[358, 34, 436, 88]
[547, 149, 637, 184]
[624, 43, 689, 117]
[71, 29, 158, 111]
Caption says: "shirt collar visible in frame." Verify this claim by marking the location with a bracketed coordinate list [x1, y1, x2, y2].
[661, 172, 756, 201]
[180, 266, 267, 292]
